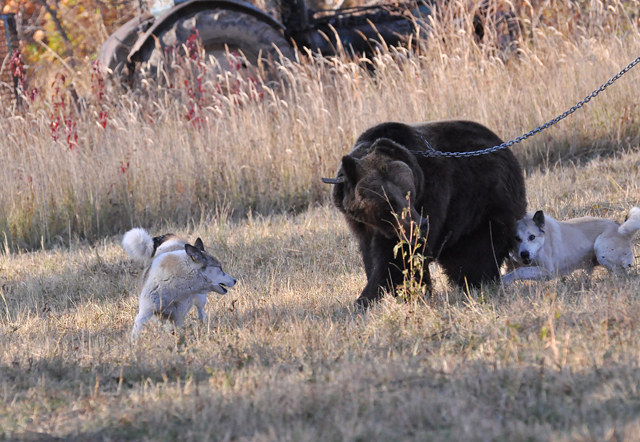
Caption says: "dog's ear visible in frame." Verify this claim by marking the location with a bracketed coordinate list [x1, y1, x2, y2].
[341, 155, 360, 185]
[185, 244, 206, 263]
[533, 210, 545, 228]
[193, 237, 205, 251]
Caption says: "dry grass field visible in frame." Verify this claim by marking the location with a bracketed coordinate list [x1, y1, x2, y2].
[2, 0, 640, 440]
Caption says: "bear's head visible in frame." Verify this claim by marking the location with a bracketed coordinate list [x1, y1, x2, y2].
[327, 138, 426, 239]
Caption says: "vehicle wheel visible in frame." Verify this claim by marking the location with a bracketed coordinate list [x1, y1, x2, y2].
[473, 7, 520, 52]
[139, 8, 294, 81]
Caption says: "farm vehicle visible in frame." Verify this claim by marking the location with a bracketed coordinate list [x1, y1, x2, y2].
[98, 0, 518, 82]
[99, 0, 425, 79]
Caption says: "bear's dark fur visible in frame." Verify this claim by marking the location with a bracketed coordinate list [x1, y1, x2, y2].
[328, 120, 527, 306]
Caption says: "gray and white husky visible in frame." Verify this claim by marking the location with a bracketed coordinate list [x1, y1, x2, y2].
[502, 207, 640, 286]
[122, 228, 236, 339]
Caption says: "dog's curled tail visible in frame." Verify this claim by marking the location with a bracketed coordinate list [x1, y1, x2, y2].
[618, 207, 640, 237]
[122, 228, 154, 265]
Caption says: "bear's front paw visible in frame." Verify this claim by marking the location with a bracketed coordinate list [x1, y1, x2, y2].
[354, 296, 373, 309]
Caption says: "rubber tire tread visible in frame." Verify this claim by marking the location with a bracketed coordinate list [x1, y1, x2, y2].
[144, 8, 293, 68]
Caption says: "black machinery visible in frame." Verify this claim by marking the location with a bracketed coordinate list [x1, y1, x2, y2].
[98, 0, 435, 79]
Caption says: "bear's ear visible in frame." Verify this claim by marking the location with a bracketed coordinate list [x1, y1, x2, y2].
[371, 138, 424, 196]
[533, 210, 545, 228]
[373, 138, 417, 163]
[341, 155, 360, 185]
[372, 138, 407, 159]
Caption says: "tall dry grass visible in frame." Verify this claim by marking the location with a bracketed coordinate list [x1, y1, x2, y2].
[1, 0, 640, 250]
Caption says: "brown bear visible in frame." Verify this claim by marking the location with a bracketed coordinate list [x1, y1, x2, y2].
[324, 120, 527, 307]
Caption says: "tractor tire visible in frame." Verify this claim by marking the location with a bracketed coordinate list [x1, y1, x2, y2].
[473, 8, 520, 53]
[140, 8, 294, 80]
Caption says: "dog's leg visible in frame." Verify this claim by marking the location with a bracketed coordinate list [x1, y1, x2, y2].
[194, 293, 209, 323]
[502, 266, 553, 286]
[131, 302, 155, 340]
[501, 270, 518, 286]
[594, 234, 634, 274]
[172, 302, 190, 329]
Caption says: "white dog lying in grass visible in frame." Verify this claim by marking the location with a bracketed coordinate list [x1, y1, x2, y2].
[502, 207, 640, 286]
[122, 228, 236, 340]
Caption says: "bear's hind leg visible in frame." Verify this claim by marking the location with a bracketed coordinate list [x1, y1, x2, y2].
[438, 223, 510, 289]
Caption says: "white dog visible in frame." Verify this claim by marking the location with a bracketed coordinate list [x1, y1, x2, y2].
[122, 228, 236, 339]
[502, 207, 640, 285]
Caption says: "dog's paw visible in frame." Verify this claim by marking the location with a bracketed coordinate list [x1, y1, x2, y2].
[501, 272, 517, 287]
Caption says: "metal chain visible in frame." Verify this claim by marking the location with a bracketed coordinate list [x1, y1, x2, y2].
[411, 54, 640, 158]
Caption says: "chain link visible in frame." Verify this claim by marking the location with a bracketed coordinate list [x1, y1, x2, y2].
[411, 54, 640, 158]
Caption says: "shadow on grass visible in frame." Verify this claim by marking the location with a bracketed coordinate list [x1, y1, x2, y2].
[3, 359, 640, 441]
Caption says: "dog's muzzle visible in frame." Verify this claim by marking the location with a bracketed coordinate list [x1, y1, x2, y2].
[520, 251, 532, 265]
[213, 276, 237, 295]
